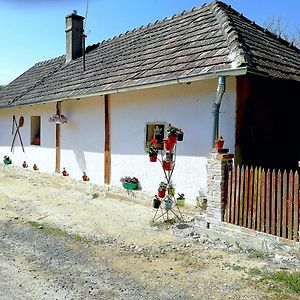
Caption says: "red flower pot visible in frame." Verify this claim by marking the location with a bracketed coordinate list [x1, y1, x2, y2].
[168, 135, 177, 144]
[163, 160, 174, 171]
[158, 189, 166, 198]
[215, 140, 224, 149]
[149, 154, 157, 162]
[164, 140, 175, 151]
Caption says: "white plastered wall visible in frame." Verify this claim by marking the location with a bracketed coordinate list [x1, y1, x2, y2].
[0, 77, 236, 203]
[110, 77, 236, 204]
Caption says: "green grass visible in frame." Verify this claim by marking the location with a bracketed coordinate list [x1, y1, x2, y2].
[269, 271, 300, 294]
[28, 221, 88, 243]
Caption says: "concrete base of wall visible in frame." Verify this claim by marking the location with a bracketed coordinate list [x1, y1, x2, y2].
[194, 217, 300, 257]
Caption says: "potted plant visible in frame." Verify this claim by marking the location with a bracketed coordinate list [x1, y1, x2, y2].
[162, 160, 174, 171]
[49, 114, 68, 124]
[167, 124, 181, 143]
[164, 139, 175, 151]
[168, 182, 175, 196]
[153, 195, 161, 209]
[158, 181, 167, 198]
[177, 128, 184, 141]
[163, 196, 173, 210]
[3, 155, 12, 165]
[215, 135, 224, 149]
[22, 161, 28, 168]
[62, 167, 69, 176]
[33, 164, 39, 171]
[82, 172, 90, 181]
[146, 139, 158, 162]
[120, 176, 139, 190]
[176, 193, 185, 207]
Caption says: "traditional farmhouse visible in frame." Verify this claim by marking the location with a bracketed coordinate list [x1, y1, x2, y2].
[0, 1, 300, 203]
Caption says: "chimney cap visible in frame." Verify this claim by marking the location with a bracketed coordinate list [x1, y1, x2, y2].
[65, 12, 85, 20]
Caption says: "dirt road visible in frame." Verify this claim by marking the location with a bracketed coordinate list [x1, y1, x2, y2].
[0, 165, 299, 299]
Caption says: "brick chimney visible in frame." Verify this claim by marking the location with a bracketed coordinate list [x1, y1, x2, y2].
[65, 11, 85, 63]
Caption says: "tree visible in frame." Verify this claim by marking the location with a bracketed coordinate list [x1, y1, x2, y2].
[264, 16, 300, 48]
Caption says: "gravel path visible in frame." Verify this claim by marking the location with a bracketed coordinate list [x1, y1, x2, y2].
[0, 165, 299, 299]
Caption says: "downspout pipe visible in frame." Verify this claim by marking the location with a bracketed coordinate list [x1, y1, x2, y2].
[212, 76, 226, 148]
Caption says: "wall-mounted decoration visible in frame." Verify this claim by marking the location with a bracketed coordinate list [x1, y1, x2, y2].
[11, 116, 25, 152]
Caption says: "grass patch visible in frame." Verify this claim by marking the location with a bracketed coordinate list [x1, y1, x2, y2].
[28, 221, 88, 243]
[268, 271, 300, 294]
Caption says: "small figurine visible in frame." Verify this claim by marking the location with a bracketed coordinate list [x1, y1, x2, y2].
[62, 167, 69, 176]
[22, 161, 28, 168]
[33, 164, 39, 171]
[82, 172, 89, 181]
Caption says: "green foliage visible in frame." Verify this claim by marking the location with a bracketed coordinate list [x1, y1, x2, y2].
[270, 271, 300, 294]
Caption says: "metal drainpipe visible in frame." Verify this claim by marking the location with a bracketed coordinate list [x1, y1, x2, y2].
[212, 76, 226, 148]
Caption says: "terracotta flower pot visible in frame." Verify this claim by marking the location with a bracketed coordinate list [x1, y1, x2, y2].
[215, 140, 224, 149]
[158, 189, 166, 198]
[164, 140, 175, 151]
[163, 160, 174, 171]
[168, 135, 177, 144]
[149, 154, 157, 162]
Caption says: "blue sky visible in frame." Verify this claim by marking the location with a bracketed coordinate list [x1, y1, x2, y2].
[0, 0, 299, 85]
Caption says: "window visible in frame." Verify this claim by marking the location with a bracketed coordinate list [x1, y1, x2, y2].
[145, 122, 167, 150]
[31, 116, 41, 146]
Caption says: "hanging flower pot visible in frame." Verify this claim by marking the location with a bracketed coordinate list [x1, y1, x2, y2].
[215, 140, 224, 149]
[158, 189, 166, 198]
[149, 154, 157, 162]
[168, 134, 177, 144]
[168, 186, 175, 196]
[153, 196, 161, 209]
[164, 140, 175, 151]
[177, 131, 184, 141]
[163, 199, 173, 210]
[163, 160, 174, 171]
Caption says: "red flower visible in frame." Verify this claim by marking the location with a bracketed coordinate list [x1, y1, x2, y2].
[151, 138, 158, 143]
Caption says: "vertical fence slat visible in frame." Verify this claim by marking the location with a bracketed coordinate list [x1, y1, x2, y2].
[260, 169, 265, 232]
[265, 169, 271, 234]
[252, 167, 258, 230]
[239, 166, 245, 226]
[243, 166, 249, 227]
[294, 171, 299, 241]
[225, 166, 232, 222]
[247, 167, 254, 229]
[282, 170, 287, 239]
[234, 165, 240, 225]
[257, 168, 262, 230]
[276, 170, 282, 237]
[230, 166, 236, 224]
[288, 171, 294, 240]
[271, 170, 277, 236]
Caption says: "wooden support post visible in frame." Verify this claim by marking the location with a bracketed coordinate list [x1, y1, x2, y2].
[104, 94, 111, 184]
[55, 102, 61, 173]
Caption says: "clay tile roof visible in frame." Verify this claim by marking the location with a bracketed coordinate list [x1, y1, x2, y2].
[0, 0, 299, 108]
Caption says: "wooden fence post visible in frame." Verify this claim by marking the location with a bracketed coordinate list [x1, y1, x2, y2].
[207, 148, 234, 225]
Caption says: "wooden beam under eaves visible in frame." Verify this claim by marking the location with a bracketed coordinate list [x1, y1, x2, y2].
[55, 102, 61, 173]
[104, 94, 111, 184]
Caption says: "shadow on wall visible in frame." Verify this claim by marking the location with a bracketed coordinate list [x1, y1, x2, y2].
[73, 149, 86, 172]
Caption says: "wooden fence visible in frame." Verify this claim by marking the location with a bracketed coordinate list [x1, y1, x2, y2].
[224, 165, 299, 241]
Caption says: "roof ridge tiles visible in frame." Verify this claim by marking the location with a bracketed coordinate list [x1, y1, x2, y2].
[209, 1, 252, 68]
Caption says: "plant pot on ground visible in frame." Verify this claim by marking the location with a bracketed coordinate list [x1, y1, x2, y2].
[120, 176, 139, 190]
[3, 156, 12, 165]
